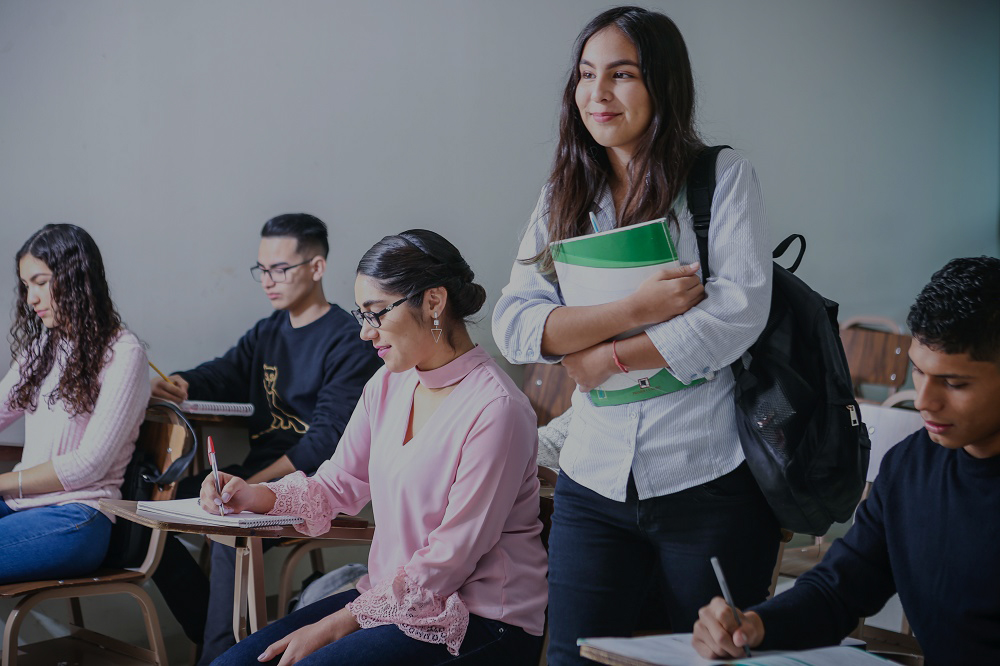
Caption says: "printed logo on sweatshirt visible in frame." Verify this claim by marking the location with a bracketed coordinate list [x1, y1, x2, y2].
[251, 364, 309, 439]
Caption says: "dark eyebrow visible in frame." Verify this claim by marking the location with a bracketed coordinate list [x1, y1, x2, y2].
[258, 261, 291, 269]
[908, 357, 976, 380]
[579, 58, 640, 69]
[361, 299, 386, 309]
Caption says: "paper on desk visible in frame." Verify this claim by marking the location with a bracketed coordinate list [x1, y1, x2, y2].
[578, 633, 889, 665]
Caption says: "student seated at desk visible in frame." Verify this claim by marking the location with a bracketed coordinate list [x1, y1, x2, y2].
[203, 230, 548, 666]
[149, 213, 381, 661]
[0, 224, 149, 582]
[692, 257, 1000, 666]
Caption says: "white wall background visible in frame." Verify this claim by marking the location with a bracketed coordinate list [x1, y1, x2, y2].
[0, 0, 996, 378]
[0, 0, 996, 659]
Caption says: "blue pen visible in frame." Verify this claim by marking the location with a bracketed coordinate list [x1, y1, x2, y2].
[710, 556, 752, 658]
[588, 212, 600, 234]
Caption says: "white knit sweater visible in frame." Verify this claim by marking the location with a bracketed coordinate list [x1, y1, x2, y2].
[0, 330, 150, 519]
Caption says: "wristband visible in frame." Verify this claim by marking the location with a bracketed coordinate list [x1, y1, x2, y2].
[18, 470, 23, 499]
[611, 340, 630, 374]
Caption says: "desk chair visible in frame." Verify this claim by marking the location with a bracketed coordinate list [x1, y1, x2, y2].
[0, 404, 195, 666]
[840, 318, 912, 402]
[522, 363, 575, 427]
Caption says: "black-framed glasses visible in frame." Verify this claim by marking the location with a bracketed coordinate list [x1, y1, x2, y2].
[351, 296, 410, 328]
[250, 259, 313, 283]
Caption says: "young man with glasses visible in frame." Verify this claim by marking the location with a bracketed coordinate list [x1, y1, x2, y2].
[149, 213, 381, 662]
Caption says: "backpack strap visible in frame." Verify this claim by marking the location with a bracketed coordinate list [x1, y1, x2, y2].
[145, 400, 199, 488]
[773, 234, 806, 273]
[687, 145, 730, 283]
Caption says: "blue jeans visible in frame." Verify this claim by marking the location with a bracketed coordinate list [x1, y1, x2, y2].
[546, 465, 780, 666]
[212, 589, 543, 666]
[0, 500, 112, 583]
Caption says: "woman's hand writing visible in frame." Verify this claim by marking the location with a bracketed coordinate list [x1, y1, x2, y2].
[199, 471, 276, 516]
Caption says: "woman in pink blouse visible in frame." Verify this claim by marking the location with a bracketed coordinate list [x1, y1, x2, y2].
[204, 230, 547, 665]
[0, 224, 150, 583]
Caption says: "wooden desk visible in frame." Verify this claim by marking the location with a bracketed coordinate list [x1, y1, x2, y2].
[100, 499, 374, 641]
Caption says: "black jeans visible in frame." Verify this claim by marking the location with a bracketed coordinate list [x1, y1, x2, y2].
[546, 464, 780, 666]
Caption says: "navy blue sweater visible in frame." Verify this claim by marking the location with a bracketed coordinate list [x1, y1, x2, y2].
[752, 429, 1000, 665]
[177, 306, 381, 474]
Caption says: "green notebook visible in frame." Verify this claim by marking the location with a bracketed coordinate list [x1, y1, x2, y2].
[551, 218, 704, 407]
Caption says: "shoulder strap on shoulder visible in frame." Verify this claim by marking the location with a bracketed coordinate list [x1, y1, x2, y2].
[687, 145, 730, 282]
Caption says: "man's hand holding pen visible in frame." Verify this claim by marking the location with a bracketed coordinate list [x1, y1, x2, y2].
[692, 596, 766, 659]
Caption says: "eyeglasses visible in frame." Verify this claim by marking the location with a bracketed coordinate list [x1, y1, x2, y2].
[351, 296, 410, 328]
[250, 259, 313, 283]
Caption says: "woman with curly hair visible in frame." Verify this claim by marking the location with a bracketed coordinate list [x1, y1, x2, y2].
[0, 224, 150, 583]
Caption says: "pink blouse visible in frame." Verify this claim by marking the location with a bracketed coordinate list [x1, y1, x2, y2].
[265, 346, 547, 655]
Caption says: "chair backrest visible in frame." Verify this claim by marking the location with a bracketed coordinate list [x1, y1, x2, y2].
[521, 363, 575, 426]
[857, 401, 924, 498]
[840, 323, 912, 399]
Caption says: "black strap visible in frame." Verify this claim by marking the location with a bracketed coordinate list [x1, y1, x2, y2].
[687, 145, 730, 282]
[773, 234, 806, 273]
[145, 400, 199, 488]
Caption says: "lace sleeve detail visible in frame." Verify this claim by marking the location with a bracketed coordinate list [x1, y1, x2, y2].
[346, 566, 470, 656]
[263, 471, 334, 537]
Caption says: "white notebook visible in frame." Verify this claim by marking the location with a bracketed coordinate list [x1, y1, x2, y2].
[179, 400, 255, 417]
[136, 497, 302, 528]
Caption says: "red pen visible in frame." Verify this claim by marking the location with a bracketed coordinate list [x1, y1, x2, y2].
[207, 436, 226, 517]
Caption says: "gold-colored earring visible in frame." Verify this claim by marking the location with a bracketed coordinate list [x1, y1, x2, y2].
[431, 311, 442, 343]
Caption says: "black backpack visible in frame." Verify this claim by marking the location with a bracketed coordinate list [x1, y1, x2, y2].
[688, 145, 870, 536]
[102, 401, 198, 568]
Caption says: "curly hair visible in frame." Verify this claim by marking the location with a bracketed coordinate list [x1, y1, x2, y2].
[906, 256, 1000, 363]
[9, 224, 123, 416]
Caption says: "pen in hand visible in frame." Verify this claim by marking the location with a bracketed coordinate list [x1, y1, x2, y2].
[710, 556, 752, 658]
[207, 436, 226, 518]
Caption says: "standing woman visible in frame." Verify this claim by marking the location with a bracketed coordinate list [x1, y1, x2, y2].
[492, 7, 779, 664]
[0, 224, 150, 582]
[207, 230, 547, 666]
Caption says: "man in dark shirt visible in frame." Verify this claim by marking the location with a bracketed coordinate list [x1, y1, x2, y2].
[691, 256, 1000, 666]
[150, 213, 381, 662]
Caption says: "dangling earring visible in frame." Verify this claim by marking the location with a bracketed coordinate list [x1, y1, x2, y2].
[431, 312, 443, 344]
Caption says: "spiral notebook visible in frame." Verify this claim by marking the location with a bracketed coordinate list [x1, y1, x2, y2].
[179, 400, 255, 417]
[136, 497, 302, 528]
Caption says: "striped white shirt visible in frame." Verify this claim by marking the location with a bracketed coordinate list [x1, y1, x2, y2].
[492, 149, 771, 501]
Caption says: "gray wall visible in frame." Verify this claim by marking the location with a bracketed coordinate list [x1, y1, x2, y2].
[0, 0, 997, 372]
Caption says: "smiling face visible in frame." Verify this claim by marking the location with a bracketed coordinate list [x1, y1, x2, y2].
[354, 275, 437, 373]
[256, 236, 321, 314]
[19, 253, 57, 328]
[575, 26, 653, 166]
[909, 339, 1000, 458]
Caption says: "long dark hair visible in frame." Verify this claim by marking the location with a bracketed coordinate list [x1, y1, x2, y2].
[535, 6, 704, 270]
[9, 224, 124, 416]
[356, 229, 486, 347]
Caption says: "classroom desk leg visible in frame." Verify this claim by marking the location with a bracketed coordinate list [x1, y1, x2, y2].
[216, 535, 267, 642]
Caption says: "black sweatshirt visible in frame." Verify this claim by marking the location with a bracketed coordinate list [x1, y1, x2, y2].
[177, 306, 381, 474]
[752, 429, 1000, 665]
